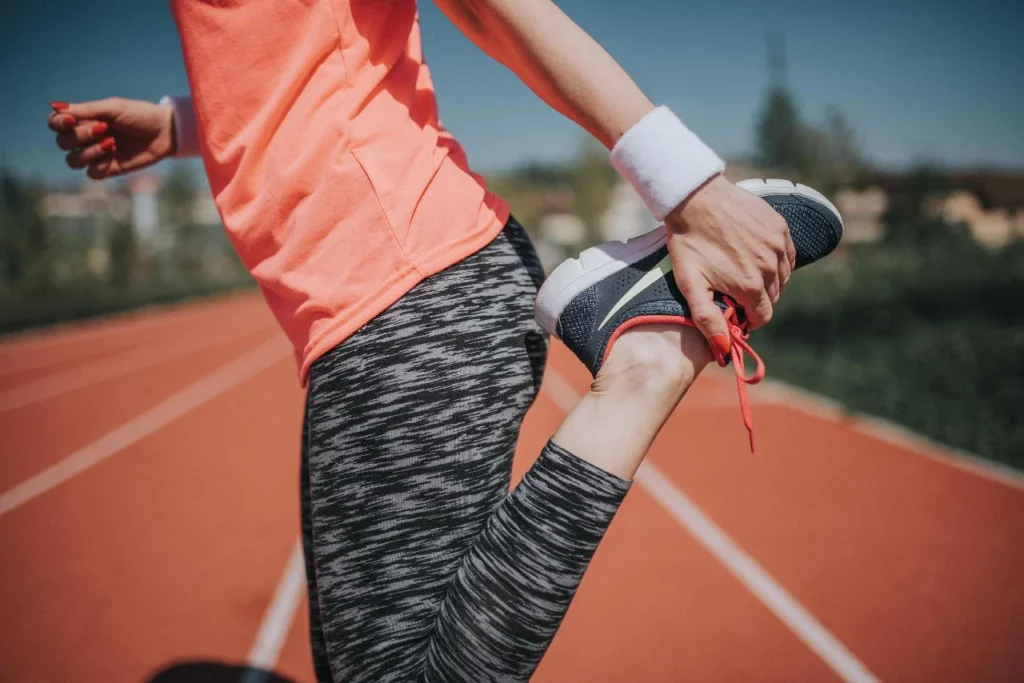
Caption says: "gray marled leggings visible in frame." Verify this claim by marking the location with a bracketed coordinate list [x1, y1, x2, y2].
[300, 219, 631, 682]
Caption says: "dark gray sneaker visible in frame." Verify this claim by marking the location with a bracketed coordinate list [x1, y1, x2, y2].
[533, 178, 843, 450]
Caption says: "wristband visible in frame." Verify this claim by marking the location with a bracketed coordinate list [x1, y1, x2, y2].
[159, 95, 201, 158]
[610, 106, 724, 221]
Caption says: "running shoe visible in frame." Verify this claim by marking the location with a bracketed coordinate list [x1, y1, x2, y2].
[534, 178, 844, 450]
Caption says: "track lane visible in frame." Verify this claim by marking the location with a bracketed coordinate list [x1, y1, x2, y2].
[0, 293, 268, 387]
[648, 397, 1024, 683]
[545, 340, 1024, 681]
[542, 340, 1024, 683]
[0, 292, 264, 355]
[0, 358, 303, 682]
[0, 326, 278, 492]
[0, 318, 277, 414]
[4, 299, 1024, 682]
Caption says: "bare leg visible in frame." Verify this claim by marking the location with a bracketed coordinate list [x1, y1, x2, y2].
[552, 323, 712, 479]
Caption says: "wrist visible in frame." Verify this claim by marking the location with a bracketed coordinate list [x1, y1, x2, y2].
[610, 106, 724, 222]
[158, 95, 200, 157]
[156, 101, 177, 158]
[663, 174, 725, 234]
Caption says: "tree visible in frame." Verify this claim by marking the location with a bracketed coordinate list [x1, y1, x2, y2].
[881, 165, 965, 246]
[107, 217, 137, 288]
[159, 161, 204, 281]
[159, 161, 198, 230]
[0, 172, 53, 293]
[801, 107, 867, 194]
[755, 85, 811, 175]
[569, 137, 619, 247]
[755, 32, 811, 175]
[754, 34, 867, 192]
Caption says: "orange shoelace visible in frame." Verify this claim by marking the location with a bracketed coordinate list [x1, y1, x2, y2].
[713, 298, 766, 453]
[599, 298, 767, 453]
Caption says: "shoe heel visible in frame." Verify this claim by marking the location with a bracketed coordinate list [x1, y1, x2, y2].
[535, 255, 586, 336]
[535, 228, 669, 336]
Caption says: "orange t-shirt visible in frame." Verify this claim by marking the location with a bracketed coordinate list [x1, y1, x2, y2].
[169, 0, 509, 383]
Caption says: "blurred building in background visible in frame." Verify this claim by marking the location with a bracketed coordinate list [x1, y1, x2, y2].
[600, 182, 659, 244]
[2, 161, 250, 335]
[932, 189, 1024, 248]
[39, 181, 132, 282]
[128, 174, 162, 244]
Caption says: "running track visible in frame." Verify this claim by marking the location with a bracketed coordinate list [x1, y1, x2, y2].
[2, 292, 1023, 682]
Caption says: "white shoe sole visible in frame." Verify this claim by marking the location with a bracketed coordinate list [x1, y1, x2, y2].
[533, 178, 842, 337]
[736, 178, 844, 229]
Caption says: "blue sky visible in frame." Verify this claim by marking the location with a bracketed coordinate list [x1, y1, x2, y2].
[1, 0, 1022, 184]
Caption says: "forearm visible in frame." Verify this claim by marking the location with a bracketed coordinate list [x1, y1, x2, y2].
[433, 0, 654, 149]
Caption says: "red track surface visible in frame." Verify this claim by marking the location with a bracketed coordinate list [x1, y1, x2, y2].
[2, 293, 1022, 682]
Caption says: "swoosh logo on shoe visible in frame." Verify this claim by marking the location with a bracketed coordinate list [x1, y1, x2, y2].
[598, 254, 673, 330]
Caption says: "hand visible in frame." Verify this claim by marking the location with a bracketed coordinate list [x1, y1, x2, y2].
[664, 175, 796, 358]
[47, 98, 175, 180]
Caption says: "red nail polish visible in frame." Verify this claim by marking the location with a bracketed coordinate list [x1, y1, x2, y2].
[711, 333, 732, 367]
[62, 115, 77, 127]
[711, 333, 731, 357]
[50, 101, 69, 111]
[91, 121, 109, 136]
[99, 137, 117, 151]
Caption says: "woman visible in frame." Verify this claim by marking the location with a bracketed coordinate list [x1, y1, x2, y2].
[48, 1, 841, 680]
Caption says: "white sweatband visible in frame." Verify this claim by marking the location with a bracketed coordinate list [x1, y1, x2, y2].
[159, 95, 201, 158]
[610, 106, 724, 221]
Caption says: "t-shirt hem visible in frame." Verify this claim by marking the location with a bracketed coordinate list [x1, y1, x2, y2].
[297, 205, 510, 386]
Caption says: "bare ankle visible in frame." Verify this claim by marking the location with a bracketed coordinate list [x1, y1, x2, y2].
[551, 325, 713, 480]
[594, 324, 712, 398]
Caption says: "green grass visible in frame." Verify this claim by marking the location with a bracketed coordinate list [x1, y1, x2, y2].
[754, 242, 1024, 470]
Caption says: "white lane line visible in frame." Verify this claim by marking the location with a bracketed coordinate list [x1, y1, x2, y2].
[753, 377, 1024, 492]
[541, 368, 880, 683]
[0, 323, 274, 413]
[241, 539, 306, 683]
[0, 337, 289, 518]
[634, 462, 879, 683]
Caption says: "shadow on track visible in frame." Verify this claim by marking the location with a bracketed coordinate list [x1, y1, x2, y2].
[147, 660, 297, 683]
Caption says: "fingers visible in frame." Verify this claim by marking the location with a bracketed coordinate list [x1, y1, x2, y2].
[66, 137, 117, 170]
[759, 209, 795, 308]
[58, 97, 128, 122]
[87, 160, 116, 181]
[48, 101, 121, 180]
[763, 206, 793, 300]
[55, 121, 110, 150]
[765, 270, 782, 305]
[49, 97, 126, 134]
[47, 111, 78, 133]
[783, 225, 797, 271]
[778, 228, 795, 294]
[677, 273, 732, 366]
[739, 286, 774, 330]
[765, 239, 789, 304]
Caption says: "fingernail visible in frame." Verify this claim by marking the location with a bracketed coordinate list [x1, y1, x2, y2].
[711, 333, 731, 357]
[50, 101, 69, 111]
[62, 115, 77, 127]
[91, 121, 109, 136]
[99, 137, 117, 151]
